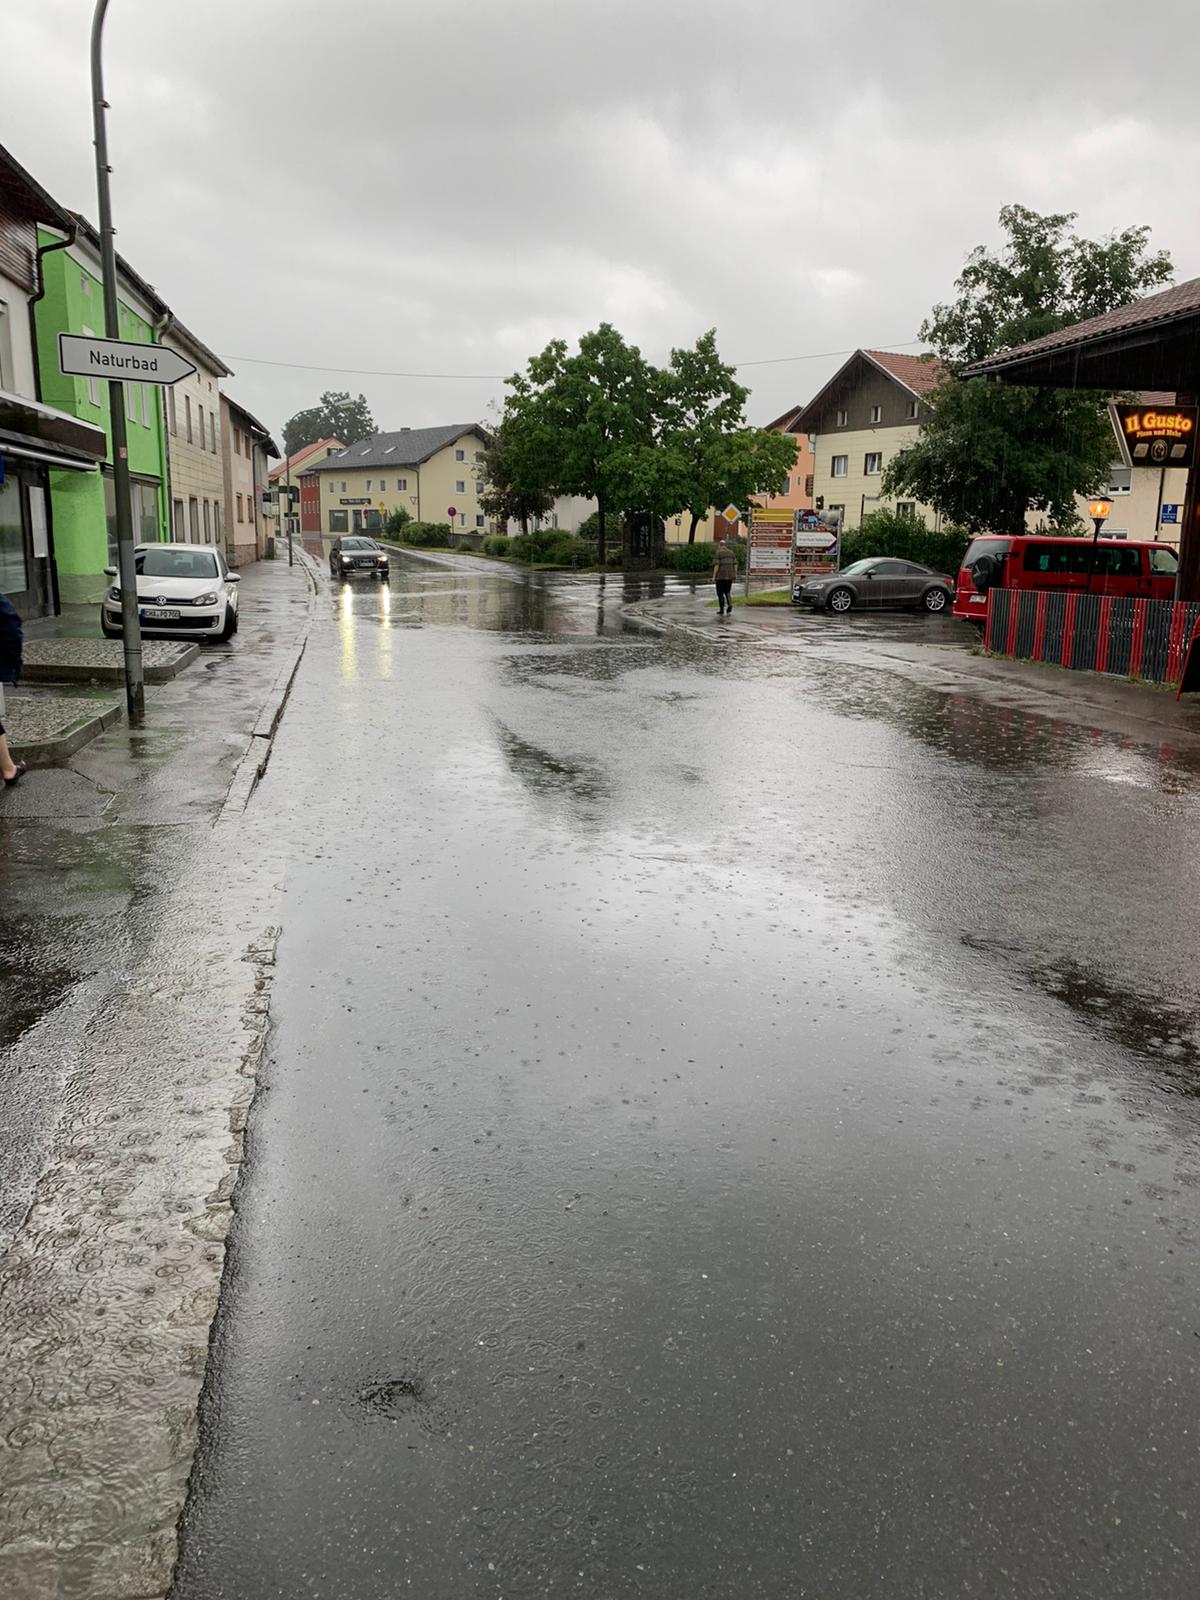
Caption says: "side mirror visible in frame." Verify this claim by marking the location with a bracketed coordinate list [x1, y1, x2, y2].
[864, 568, 876, 578]
[225, 572, 241, 582]
[104, 566, 117, 578]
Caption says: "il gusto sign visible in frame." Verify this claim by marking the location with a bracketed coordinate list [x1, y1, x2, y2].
[1115, 403, 1197, 469]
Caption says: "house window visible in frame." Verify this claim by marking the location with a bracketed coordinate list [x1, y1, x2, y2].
[341, 481, 346, 492]
[172, 499, 184, 537]
[831, 455, 848, 478]
[203, 500, 212, 542]
[869, 404, 882, 424]
[329, 509, 348, 532]
[397, 478, 407, 490]
[189, 497, 200, 542]
[81, 325, 101, 405]
[835, 408, 847, 427]
[209, 413, 217, 452]
[236, 493, 244, 523]
[126, 382, 137, 422]
[864, 452, 882, 475]
[198, 404, 205, 446]
[168, 387, 177, 434]
[782, 477, 790, 495]
[455, 480, 465, 493]
[896, 501, 916, 518]
[80, 273, 91, 296]
[213, 504, 222, 544]
[1106, 465, 1133, 496]
[185, 395, 193, 442]
[141, 384, 151, 427]
[906, 399, 919, 419]
[476, 514, 485, 527]
[455, 448, 465, 461]
[804, 473, 814, 496]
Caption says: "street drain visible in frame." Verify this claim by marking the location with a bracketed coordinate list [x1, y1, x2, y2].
[357, 1376, 425, 1420]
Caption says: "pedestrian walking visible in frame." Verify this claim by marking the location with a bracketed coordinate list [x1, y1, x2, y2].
[712, 534, 738, 615]
[0, 593, 26, 787]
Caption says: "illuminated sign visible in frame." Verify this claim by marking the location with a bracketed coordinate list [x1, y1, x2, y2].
[1113, 403, 1197, 469]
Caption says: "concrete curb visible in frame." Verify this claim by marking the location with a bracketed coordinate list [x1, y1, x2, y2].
[219, 561, 318, 820]
[8, 697, 124, 766]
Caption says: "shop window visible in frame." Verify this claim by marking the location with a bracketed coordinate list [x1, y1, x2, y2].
[329, 510, 349, 532]
[0, 474, 28, 594]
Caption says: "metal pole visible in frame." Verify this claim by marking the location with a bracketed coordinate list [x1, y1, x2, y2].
[1086, 515, 1104, 594]
[286, 454, 293, 566]
[91, 0, 144, 723]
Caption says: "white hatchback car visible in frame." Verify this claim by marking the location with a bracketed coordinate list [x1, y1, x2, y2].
[101, 543, 241, 642]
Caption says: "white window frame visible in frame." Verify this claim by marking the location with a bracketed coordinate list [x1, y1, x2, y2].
[397, 478, 407, 491]
[835, 408, 847, 427]
[831, 455, 848, 479]
[141, 383, 151, 427]
[81, 326, 101, 405]
[455, 448, 465, 461]
[864, 452, 882, 476]
[906, 399, 919, 419]
[869, 404, 882, 424]
[126, 381, 137, 422]
[455, 479, 465, 493]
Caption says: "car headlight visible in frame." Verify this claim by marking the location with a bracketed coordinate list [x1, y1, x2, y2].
[195, 592, 219, 607]
[107, 585, 121, 602]
[376, 554, 387, 563]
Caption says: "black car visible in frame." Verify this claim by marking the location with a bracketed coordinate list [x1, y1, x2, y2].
[794, 558, 952, 614]
[331, 536, 389, 580]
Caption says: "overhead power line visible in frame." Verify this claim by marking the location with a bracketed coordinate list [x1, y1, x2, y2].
[225, 339, 925, 382]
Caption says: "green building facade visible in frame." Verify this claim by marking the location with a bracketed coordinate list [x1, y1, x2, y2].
[34, 226, 169, 603]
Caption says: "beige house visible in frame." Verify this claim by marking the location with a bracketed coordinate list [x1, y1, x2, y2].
[162, 319, 230, 547]
[791, 349, 947, 533]
[221, 396, 279, 567]
[310, 423, 492, 549]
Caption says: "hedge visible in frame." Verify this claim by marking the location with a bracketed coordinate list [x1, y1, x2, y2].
[839, 510, 970, 574]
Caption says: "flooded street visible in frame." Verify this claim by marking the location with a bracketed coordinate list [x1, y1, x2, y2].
[167, 554, 1200, 1599]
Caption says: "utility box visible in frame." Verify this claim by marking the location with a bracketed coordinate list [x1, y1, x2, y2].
[622, 513, 665, 570]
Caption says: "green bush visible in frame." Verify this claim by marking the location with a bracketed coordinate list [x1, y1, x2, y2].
[400, 520, 454, 548]
[384, 506, 412, 535]
[839, 510, 969, 574]
[507, 529, 595, 567]
[574, 510, 624, 543]
[481, 535, 512, 557]
[663, 538, 746, 573]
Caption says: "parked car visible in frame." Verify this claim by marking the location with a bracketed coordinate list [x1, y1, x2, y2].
[953, 534, 1179, 624]
[795, 558, 953, 614]
[331, 536, 389, 580]
[101, 543, 240, 642]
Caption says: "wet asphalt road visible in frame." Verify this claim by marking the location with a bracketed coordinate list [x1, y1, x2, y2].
[173, 554, 1200, 1599]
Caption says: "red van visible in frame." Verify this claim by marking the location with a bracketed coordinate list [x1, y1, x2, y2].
[953, 534, 1179, 623]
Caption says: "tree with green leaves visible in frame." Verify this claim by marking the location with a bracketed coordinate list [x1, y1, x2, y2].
[502, 324, 656, 563]
[283, 391, 376, 457]
[653, 330, 795, 541]
[884, 205, 1173, 532]
[476, 424, 555, 534]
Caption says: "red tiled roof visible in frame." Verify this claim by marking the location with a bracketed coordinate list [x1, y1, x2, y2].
[966, 278, 1200, 375]
[269, 438, 344, 480]
[862, 349, 948, 396]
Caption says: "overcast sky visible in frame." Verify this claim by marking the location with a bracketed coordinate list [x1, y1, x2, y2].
[5, 0, 1199, 447]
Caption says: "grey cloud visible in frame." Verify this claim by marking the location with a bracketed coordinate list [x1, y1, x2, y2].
[4, 0, 1198, 439]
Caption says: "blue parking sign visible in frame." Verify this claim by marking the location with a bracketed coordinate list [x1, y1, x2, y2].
[1160, 503, 1180, 524]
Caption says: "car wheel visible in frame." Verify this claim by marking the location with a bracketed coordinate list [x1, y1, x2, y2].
[219, 605, 237, 642]
[826, 587, 854, 614]
[922, 587, 948, 613]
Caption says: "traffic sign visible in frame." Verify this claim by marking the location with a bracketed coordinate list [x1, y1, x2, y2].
[1161, 503, 1180, 524]
[58, 332, 195, 385]
[722, 503, 740, 523]
[447, 505, 457, 519]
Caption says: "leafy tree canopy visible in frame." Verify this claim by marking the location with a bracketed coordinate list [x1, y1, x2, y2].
[283, 391, 376, 457]
[884, 205, 1173, 532]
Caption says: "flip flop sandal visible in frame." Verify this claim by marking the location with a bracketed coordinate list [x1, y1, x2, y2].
[4, 763, 27, 787]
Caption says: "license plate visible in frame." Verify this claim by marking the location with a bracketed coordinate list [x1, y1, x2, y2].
[141, 607, 181, 620]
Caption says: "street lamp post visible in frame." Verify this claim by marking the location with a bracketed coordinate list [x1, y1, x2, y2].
[91, 0, 144, 722]
[1086, 497, 1113, 593]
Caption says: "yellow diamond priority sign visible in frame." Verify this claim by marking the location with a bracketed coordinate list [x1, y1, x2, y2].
[722, 503, 740, 523]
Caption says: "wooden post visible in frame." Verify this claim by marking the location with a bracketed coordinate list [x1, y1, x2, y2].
[1176, 392, 1200, 602]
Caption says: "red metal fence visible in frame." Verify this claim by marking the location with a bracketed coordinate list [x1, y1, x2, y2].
[985, 590, 1200, 685]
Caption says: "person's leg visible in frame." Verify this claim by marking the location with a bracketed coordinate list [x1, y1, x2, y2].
[0, 726, 19, 783]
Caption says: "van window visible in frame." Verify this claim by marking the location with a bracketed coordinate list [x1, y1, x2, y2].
[1093, 545, 1143, 578]
[962, 537, 1010, 568]
[1150, 547, 1179, 576]
[1022, 542, 1092, 575]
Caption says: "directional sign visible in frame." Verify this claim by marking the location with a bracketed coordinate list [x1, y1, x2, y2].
[58, 333, 195, 385]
